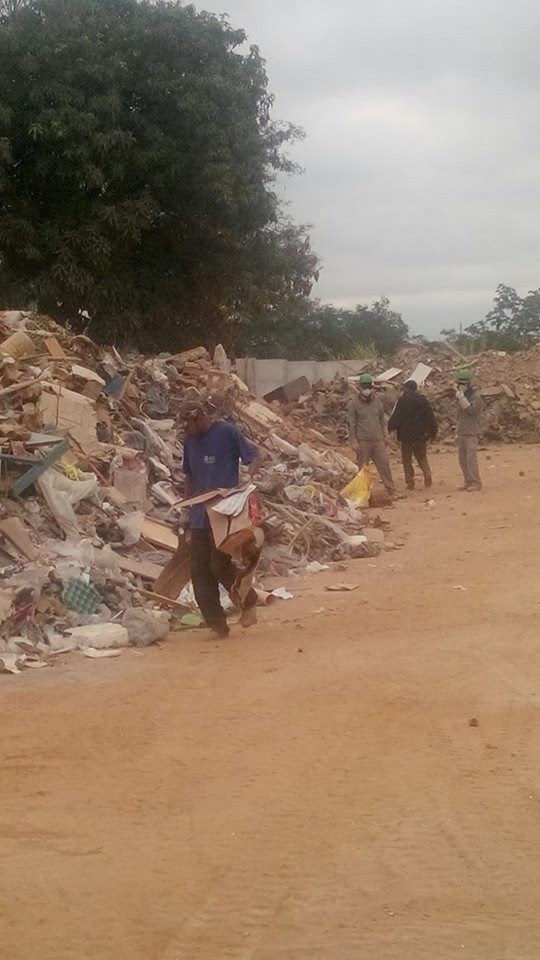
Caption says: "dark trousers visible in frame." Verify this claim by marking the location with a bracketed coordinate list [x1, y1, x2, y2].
[191, 528, 258, 630]
[400, 439, 432, 488]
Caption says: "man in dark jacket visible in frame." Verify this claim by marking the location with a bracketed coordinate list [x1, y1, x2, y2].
[388, 380, 438, 490]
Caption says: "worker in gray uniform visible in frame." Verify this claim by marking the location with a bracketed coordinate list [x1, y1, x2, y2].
[348, 372, 395, 497]
[455, 368, 483, 491]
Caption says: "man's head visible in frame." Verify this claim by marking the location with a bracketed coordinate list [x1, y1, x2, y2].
[179, 398, 212, 437]
[403, 380, 418, 393]
[358, 372, 374, 398]
[456, 369, 473, 387]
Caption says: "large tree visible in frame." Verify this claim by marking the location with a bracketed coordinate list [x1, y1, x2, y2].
[466, 284, 540, 351]
[0, 0, 318, 348]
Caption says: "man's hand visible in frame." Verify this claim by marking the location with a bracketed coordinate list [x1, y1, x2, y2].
[247, 453, 263, 478]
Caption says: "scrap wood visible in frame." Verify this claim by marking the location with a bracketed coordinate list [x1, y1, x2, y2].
[152, 537, 191, 598]
[116, 554, 164, 581]
[138, 589, 190, 614]
[43, 336, 67, 359]
[0, 329, 35, 359]
[37, 386, 98, 451]
[140, 517, 178, 551]
[0, 517, 38, 561]
[0, 370, 48, 399]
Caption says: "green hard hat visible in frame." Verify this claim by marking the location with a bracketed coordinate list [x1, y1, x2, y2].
[358, 372, 374, 385]
[456, 368, 472, 382]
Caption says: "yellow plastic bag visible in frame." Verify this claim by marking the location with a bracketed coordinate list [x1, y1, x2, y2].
[341, 466, 374, 508]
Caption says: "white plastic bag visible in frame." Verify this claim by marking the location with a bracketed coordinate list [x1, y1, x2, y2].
[38, 469, 99, 536]
[116, 510, 145, 546]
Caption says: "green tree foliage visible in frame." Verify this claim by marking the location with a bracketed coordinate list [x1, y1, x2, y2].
[466, 284, 540, 350]
[442, 285, 540, 353]
[0, 0, 318, 348]
[238, 297, 409, 360]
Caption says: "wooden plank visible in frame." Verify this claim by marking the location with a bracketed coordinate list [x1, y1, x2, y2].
[153, 536, 191, 599]
[116, 554, 163, 581]
[72, 364, 105, 385]
[82, 380, 104, 401]
[0, 517, 38, 560]
[138, 589, 189, 613]
[44, 336, 67, 359]
[0, 371, 47, 399]
[140, 517, 178, 551]
[0, 330, 35, 359]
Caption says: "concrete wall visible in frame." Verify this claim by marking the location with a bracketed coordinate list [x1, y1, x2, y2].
[234, 357, 369, 398]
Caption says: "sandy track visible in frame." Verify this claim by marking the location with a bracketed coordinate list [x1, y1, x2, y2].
[1, 446, 539, 959]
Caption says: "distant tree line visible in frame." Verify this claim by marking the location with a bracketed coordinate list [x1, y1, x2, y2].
[441, 284, 540, 353]
[234, 297, 409, 360]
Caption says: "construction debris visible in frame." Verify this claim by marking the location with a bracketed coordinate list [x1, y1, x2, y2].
[287, 341, 540, 445]
[0, 310, 392, 674]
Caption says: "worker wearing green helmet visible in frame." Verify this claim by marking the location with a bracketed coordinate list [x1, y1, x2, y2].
[347, 372, 395, 496]
[455, 369, 483, 491]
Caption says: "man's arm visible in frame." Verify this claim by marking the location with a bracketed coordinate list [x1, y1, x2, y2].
[182, 440, 193, 497]
[378, 398, 389, 441]
[235, 426, 261, 477]
[466, 395, 483, 416]
[456, 388, 471, 410]
[422, 398, 438, 439]
[180, 444, 193, 536]
[246, 452, 263, 477]
[387, 398, 402, 434]
[347, 399, 357, 445]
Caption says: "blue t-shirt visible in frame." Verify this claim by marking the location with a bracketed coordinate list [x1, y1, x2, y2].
[182, 420, 258, 528]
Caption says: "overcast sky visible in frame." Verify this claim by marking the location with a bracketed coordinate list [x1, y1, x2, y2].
[199, 0, 540, 337]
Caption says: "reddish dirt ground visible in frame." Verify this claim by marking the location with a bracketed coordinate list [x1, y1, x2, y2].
[1, 446, 539, 960]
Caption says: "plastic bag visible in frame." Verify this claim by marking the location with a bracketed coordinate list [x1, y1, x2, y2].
[37, 468, 99, 536]
[122, 608, 170, 647]
[116, 510, 145, 546]
[63, 623, 129, 650]
[341, 467, 373, 508]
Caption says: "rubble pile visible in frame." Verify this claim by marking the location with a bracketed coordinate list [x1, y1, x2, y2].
[288, 342, 540, 444]
[0, 311, 383, 674]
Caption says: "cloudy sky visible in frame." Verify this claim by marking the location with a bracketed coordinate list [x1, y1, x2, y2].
[199, 0, 539, 337]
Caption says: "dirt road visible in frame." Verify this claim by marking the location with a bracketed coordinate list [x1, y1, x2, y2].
[1, 447, 539, 960]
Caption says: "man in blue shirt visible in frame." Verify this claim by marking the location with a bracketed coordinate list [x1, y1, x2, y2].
[181, 400, 261, 637]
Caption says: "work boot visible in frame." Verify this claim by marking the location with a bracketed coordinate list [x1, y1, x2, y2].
[210, 622, 230, 638]
[465, 483, 482, 492]
[239, 605, 258, 628]
[424, 477, 433, 489]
